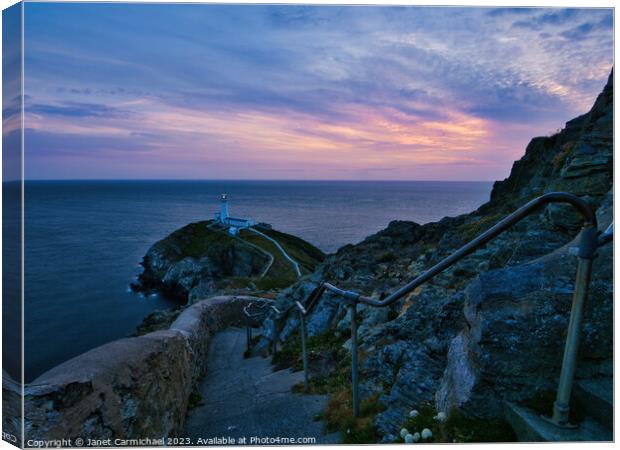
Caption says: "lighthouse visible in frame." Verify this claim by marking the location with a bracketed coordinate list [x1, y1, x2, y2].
[220, 193, 229, 222]
[214, 194, 256, 234]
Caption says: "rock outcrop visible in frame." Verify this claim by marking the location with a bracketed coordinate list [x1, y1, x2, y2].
[132, 221, 269, 302]
[264, 70, 613, 440]
[132, 221, 324, 303]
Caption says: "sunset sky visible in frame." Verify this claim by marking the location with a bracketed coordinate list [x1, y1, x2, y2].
[9, 4, 615, 180]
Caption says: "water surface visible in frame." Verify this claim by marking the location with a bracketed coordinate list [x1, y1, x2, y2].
[24, 180, 492, 380]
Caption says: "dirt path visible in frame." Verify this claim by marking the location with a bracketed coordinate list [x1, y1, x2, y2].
[184, 328, 340, 445]
[247, 228, 302, 278]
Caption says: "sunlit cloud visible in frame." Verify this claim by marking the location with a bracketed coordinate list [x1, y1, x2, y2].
[21, 4, 613, 180]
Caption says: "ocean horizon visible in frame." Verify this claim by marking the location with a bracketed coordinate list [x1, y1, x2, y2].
[20, 179, 492, 381]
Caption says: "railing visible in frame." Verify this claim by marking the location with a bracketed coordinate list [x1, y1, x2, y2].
[294, 192, 613, 427]
[243, 300, 281, 354]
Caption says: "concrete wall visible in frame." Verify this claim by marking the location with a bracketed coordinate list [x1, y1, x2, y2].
[13, 296, 261, 443]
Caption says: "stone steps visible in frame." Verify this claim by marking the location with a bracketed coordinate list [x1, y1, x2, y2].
[504, 376, 613, 442]
[573, 377, 613, 431]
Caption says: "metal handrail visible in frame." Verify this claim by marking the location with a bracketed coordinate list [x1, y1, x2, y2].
[323, 192, 598, 307]
[294, 192, 612, 425]
[243, 300, 281, 354]
[598, 222, 614, 247]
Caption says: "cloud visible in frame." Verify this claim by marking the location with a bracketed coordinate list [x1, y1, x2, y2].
[21, 4, 613, 180]
[560, 22, 596, 39]
[28, 102, 132, 118]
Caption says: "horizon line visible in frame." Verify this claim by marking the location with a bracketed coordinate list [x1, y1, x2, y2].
[10, 178, 496, 183]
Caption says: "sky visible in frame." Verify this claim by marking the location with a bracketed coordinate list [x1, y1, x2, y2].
[4, 4, 615, 180]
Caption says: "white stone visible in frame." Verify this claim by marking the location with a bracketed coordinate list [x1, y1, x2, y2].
[409, 409, 419, 418]
[421, 428, 432, 440]
[404, 434, 415, 444]
[400, 428, 409, 438]
[412, 432, 420, 442]
[434, 412, 447, 422]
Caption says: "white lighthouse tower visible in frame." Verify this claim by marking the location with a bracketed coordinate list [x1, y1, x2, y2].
[213, 194, 255, 234]
[220, 193, 229, 222]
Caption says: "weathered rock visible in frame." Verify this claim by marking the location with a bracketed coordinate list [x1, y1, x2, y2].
[436, 196, 613, 419]
[265, 71, 613, 441]
[132, 222, 269, 302]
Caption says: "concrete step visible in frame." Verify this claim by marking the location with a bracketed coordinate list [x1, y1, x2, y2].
[504, 402, 612, 442]
[573, 378, 613, 431]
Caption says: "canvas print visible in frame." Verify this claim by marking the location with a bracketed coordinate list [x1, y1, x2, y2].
[1, 2, 614, 447]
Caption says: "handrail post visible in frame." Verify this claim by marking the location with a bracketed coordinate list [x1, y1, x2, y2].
[350, 301, 360, 417]
[300, 310, 309, 392]
[272, 319, 278, 355]
[549, 225, 598, 428]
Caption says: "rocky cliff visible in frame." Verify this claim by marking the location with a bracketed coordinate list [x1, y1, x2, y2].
[261, 70, 613, 442]
[132, 221, 324, 303]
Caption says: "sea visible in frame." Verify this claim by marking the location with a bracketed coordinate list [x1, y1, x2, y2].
[15, 180, 492, 381]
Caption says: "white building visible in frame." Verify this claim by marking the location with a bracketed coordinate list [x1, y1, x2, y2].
[214, 194, 256, 235]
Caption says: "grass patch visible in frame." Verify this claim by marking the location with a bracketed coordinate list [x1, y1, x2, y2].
[239, 230, 297, 282]
[273, 328, 350, 373]
[324, 391, 384, 444]
[156, 221, 236, 260]
[278, 328, 385, 444]
[457, 213, 505, 242]
[377, 252, 398, 263]
[261, 228, 325, 273]
[397, 403, 516, 443]
[254, 276, 296, 291]
[553, 141, 575, 170]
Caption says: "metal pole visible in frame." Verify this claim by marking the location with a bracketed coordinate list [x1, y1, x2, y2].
[549, 225, 597, 427]
[300, 311, 309, 392]
[272, 319, 278, 355]
[246, 324, 251, 352]
[350, 301, 360, 417]
[550, 257, 593, 427]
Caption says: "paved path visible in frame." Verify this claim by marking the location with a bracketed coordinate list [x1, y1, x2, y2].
[184, 328, 339, 445]
[248, 228, 302, 278]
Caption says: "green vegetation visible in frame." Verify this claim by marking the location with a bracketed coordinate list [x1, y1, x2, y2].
[238, 230, 298, 286]
[377, 252, 397, 263]
[457, 213, 505, 242]
[273, 328, 350, 373]
[274, 328, 384, 444]
[553, 141, 575, 170]
[324, 391, 384, 444]
[155, 221, 237, 261]
[397, 403, 516, 443]
[523, 390, 583, 425]
[261, 228, 325, 273]
[150, 221, 325, 296]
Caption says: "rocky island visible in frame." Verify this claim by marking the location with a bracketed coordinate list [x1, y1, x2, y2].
[131, 220, 325, 303]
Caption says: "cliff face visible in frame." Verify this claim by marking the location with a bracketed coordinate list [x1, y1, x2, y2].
[133, 221, 269, 302]
[132, 221, 325, 303]
[266, 71, 613, 440]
